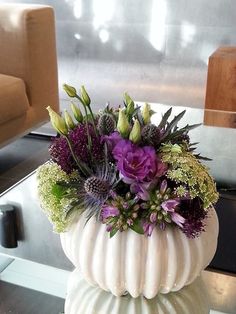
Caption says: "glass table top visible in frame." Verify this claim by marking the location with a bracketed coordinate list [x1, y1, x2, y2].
[0, 103, 236, 313]
[0, 260, 236, 314]
[64, 268, 236, 314]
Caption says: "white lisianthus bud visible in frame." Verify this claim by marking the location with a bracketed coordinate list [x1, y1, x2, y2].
[124, 92, 135, 116]
[142, 103, 151, 124]
[46, 106, 68, 135]
[70, 103, 83, 123]
[117, 109, 130, 138]
[64, 110, 75, 129]
[80, 85, 91, 106]
[129, 119, 141, 143]
[63, 84, 77, 98]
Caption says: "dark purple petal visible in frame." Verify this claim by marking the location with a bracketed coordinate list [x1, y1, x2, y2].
[178, 198, 207, 238]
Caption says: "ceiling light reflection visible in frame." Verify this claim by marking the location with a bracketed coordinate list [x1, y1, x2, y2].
[99, 29, 110, 43]
[149, 0, 167, 51]
[181, 21, 196, 48]
[74, 33, 81, 40]
[93, 0, 116, 29]
[65, 0, 82, 19]
[73, 0, 82, 19]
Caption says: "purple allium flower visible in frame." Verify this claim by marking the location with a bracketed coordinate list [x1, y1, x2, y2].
[101, 131, 122, 151]
[178, 198, 207, 238]
[49, 123, 104, 173]
[113, 140, 166, 182]
[101, 205, 120, 220]
[143, 221, 156, 236]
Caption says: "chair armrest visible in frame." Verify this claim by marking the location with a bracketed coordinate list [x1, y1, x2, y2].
[0, 4, 59, 112]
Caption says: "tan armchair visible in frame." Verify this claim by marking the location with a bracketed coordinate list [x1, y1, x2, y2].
[0, 4, 59, 147]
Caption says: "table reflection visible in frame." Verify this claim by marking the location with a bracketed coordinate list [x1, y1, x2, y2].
[65, 269, 210, 314]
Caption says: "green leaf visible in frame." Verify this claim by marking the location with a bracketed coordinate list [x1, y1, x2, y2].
[51, 184, 66, 199]
[162, 110, 186, 138]
[110, 228, 119, 238]
[130, 219, 144, 235]
[158, 107, 172, 129]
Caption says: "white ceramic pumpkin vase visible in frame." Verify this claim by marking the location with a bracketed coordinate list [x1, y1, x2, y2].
[60, 207, 218, 299]
[65, 268, 210, 314]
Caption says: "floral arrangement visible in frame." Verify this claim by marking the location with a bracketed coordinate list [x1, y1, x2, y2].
[37, 84, 219, 238]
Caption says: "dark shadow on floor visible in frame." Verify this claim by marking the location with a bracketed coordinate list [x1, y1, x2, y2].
[0, 136, 51, 194]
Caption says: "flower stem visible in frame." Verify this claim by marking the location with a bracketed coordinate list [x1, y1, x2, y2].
[75, 95, 92, 150]
[75, 95, 98, 137]
[65, 136, 89, 176]
[87, 105, 98, 137]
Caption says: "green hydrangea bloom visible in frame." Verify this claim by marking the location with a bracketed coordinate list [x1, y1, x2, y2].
[36, 162, 78, 232]
[160, 143, 219, 209]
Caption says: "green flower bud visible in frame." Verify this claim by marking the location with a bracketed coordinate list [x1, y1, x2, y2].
[80, 85, 91, 106]
[129, 119, 141, 143]
[64, 110, 75, 129]
[71, 103, 83, 123]
[117, 109, 130, 138]
[46, 106, 68, 135]
[142, 103, 151, 124]
[124, 92, 135, 116]
[63, 84, 77, 98]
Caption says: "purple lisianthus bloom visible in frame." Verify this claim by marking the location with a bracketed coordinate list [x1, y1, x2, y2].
[161, 199, 185, 228]
[112, 140, 166, 184]
[101, 205, 119, 221]
[101, 131, 122, 151]
[143, 221, 156, 236]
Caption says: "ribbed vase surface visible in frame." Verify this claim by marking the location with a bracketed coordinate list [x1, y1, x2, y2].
[60, 208, 218, 299]
[65, 269, 210, 314]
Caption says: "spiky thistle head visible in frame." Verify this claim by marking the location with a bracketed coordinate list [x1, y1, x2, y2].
[97, 113, 116, 135]
[84, 176, 110, 201]
[141, 124, 161, 146]
[64, 162, 119, 221]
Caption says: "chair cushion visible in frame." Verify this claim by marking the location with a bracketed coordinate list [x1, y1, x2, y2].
[0, 73, 29, 125]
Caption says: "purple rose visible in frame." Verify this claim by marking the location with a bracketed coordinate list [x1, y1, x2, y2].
[113, 140, 166, 182]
